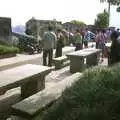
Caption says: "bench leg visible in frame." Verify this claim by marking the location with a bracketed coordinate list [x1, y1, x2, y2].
[21, 75, 45, 99]
[37, 74, 45, 91]
[86, 54, 98, 67]
[70, 57, 85, 73]
[55, 62, 63, 70]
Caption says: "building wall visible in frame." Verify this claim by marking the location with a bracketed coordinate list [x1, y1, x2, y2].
[62, 22, 83, 33]
[25, 18, 62, 40]
[0, 17, 12, 43]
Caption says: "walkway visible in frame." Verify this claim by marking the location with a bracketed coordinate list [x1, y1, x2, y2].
[0, 46, 75, 71]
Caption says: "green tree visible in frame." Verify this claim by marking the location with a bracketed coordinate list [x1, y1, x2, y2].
[94, 9, 109, 29]
[99, 0, 120, 26]
[70, 20, 86, 29]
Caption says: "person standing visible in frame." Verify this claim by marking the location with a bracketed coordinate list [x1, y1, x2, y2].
[83, 28, 90, 48]
[95, 30, 99, 49]
[55, 28, 64, 57]
[106, 28, 112, 43]
[74, 29, 82, 51]
[116, 28, 120, 36]
[42, 26, 57, 66]
[96, 29, 107, 62]
[109, 30, 120, 65]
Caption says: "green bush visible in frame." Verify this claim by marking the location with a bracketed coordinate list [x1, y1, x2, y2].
[38, 64, 120, 120]
[0, 40, 11, 46]
[0, 45, 19, 55]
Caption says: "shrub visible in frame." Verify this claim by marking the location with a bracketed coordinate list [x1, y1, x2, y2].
[38, 64, 120, 120]
[0, 45, 19, 55]
[0, 40, 11, 46]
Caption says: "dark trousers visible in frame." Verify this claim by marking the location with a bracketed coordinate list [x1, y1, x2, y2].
[55, 47, 62, 58]
[83, 41, 88, 48]
[43, 49, 53, 67]
[96, 42, 99, 49]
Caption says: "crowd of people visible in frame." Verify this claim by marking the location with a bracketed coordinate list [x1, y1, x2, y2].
[41, 25, 120, 67]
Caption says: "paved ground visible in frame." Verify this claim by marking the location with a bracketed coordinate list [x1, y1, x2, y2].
[0, 46, 75, 71]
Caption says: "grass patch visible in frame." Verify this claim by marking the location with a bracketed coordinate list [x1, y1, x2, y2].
[0, 45, 19, 55]
[38, 64, 120, 120]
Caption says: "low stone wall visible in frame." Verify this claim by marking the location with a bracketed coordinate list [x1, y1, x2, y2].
[0, 53, 16, 59]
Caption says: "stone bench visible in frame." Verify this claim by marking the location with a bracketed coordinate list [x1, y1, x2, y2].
[53, 56, 70, 69]
[0, 64, 51, 99]
[67, 48, 101, 73]
[11, 72, 82, 120]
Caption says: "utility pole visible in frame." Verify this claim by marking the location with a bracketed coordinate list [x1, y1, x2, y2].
[108, 2, 110, 27]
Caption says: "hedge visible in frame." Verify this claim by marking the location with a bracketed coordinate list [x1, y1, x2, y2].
[36, 63, 120, 120]
[0, 40, 11, 46]
[0, 45, 19, 55]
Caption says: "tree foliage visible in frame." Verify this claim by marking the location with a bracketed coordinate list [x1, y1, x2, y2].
[70, 20, 86, 29]
[94, 10, 109, 29]
[100, 0, 120, 12]
[100, 0, 120, 5]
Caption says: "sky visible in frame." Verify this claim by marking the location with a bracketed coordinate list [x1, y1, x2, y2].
[0, 0, 120, 28]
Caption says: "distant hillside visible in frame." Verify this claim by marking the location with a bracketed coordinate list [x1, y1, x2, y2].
[12, 25, 25, 34]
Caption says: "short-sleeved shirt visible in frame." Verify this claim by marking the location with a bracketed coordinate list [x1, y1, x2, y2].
[83, 31, 90, 41]
[74, 33, 82, 44]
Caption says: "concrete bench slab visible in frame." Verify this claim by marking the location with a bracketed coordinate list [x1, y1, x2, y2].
[67, 48, 101, 73]
[0, 64, 52, 99]
[11, 72, 82, 120]
[53, 56, 69, 69]
[53, 56, 68, 61]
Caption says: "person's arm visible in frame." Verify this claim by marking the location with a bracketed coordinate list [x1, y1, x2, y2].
[54, 33, 57, 49]
[41, 33, 46, 48]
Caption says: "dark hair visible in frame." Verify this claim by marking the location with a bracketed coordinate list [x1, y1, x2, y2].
[48, 26, 53, 31]
[101, 29, 106, 33]
[111, 31, 118, 40]
[117, 28, 120, 31]
[57, 28, 61, 32]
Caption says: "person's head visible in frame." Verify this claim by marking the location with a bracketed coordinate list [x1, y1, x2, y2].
[101, 29, 105, 33]
[85, 28, 88, 31]
[111, 31, 118, 41]
[57, 28, 61, 33]
[117, 28, 120, 32]
[48, 26, 53, 31]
